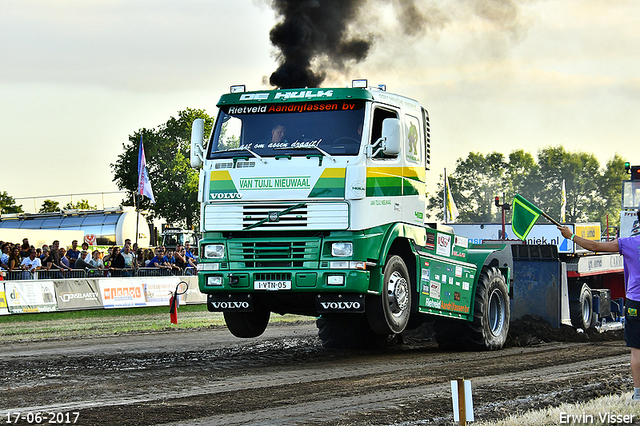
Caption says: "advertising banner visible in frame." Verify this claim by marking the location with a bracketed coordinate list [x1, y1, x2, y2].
[142, 277, 182, 307]
[1, 276, 205, 315]
[99, 279, 146, 309]
[141, 276, 205, 306]
[5, 280, 57, 313]
[55, 279, 103, 310]
[574, 223, 602, 241]
[450, 223, 601, 254]
[621, 210, 640, 238]
[0, 285, 9, 315]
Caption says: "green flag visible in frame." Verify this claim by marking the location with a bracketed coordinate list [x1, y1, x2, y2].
[511, 194, 543, 240]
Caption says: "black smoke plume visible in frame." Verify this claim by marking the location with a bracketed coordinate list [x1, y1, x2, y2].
[267, 0, 527, 89]
[268, 0, 369, 89]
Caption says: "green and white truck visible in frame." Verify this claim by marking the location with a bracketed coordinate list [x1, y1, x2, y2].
[190, 80, 511, 349]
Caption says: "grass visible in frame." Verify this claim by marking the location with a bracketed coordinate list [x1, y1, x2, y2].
[0, 304, 313, 342]
[473, 393, 638, 425]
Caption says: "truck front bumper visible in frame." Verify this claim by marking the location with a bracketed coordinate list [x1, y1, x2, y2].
[198, 267, 371, 294]
[198, 268, 372, 316]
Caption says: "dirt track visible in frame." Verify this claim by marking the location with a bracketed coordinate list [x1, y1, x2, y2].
[0, 319, 633, 426]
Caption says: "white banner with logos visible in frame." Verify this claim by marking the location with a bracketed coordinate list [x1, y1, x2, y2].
[141, 276, 204, 306]
[0, 275, 206, 314]
[5, 280, 57, 313]
[449, 223, 601, 254]
[142, 277, 178, 306]
[99, 278, 147, 309]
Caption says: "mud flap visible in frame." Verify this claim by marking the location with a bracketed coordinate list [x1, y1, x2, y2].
[316, 294, 365, 314]
[207, 293, 253, 312]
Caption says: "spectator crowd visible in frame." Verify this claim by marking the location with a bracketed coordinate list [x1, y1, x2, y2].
[0, 237, 198, 280]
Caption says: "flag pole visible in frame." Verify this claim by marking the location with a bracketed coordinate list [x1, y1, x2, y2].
[560, 179, 567, 224]
[135, 192, 140, 248]
[136, 136, 141, 249]
[443, 168, 448, 224]
[540, 210, 562, 227]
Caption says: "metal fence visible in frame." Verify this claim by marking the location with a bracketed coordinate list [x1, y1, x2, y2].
[3, 266, 197, 281]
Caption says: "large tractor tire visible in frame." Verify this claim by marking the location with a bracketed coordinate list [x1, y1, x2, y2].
[317, 314, 391, 349]
[435, 267, 510, 351]
[570, 283, 595, 330]
[224, 309, 270, 338]
[366, 255, 412, 335]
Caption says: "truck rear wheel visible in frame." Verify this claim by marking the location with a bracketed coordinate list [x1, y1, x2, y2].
[436, 267, 509, 351]
[570, 283, 595, 330]
[366, 255, 412, 335]
[223, 309, 270, 338]
[317, 314, 391, 349]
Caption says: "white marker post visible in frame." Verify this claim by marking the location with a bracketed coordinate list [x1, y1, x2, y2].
[451, 378, 474, 425]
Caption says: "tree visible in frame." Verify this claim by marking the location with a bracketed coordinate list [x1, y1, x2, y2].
[505, 149, 539, 198]
[596, 154, 627, 229]
[111, 108, 215, 229]
[428, 151, 536, 222]
[428, 146, 627, 231]
[536, 147, 602, 223]
[0, 191, 23, 214]
[39, 199, 61, 213]
[64, 199, 96, 210]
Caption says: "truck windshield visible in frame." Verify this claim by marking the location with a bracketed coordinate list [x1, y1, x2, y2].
[207, 100, 366, 159]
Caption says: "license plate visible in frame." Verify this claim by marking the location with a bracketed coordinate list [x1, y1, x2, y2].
[254, 280, 292, 291]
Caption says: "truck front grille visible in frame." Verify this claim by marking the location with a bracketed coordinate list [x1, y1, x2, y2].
[243, 204, 307, 229]
[254, 272, 292, 281]
[228, 239, 320, 268]
[203, 202, 348, 231]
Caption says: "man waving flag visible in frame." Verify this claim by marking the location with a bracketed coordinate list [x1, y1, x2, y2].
[138, 135, 155, 204]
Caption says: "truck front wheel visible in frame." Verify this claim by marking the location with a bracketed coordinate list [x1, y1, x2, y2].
[366, 255, 412, 335]
[436, 267, 509, 351]
[223, 309, 270, 338]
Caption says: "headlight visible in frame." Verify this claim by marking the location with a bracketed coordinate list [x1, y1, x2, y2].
[331, 242, 353, 257]
[207, 276, 223, 286]
[203, 244, 225, 259]
[327, 275, 345, 285]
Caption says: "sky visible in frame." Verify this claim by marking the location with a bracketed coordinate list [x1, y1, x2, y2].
[1, 0, 639, 214]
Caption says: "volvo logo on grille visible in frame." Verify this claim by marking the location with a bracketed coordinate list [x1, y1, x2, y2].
[268, 212, 280, 222]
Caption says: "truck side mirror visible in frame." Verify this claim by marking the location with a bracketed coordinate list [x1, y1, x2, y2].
[381, 118, 401, 155]
[366, 118, 402, 158]
[190, 119, 205, 168]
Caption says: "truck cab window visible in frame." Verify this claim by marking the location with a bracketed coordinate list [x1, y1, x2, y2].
[218, 115, 242, 151]
[370, 107, 399, 159]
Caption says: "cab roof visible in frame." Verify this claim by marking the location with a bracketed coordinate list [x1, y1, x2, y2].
[217, 86, 420, 110]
